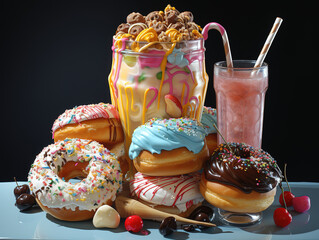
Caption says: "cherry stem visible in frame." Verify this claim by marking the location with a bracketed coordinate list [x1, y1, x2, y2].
[279, 182, 288, 210]
[14, 177, 19, 187]
[284, 163, 291, 192]
[213, 124, 234, 155]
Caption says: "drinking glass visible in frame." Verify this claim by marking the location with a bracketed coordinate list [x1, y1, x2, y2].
[214, 60, 268, 148]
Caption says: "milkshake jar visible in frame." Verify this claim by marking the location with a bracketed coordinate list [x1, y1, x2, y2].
[108, 37, 209, 172]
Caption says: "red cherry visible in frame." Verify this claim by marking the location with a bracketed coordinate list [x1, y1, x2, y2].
[279, 191, 295, 207]
[273, 207, 292, 227]
[125, 215, 143, 233]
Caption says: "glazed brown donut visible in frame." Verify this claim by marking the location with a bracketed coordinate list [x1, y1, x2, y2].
[200, 175, 277, 213]
[28, 138, 123, 221]
[133, 145, 209, 176]
[52, 103, 124, 147]
[200, 142, 282, 213]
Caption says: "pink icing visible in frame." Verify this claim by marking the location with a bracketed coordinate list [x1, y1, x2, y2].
[130, 172, 202, 208]
[112, 41, 206, 111]
[112, 38, 128, 97]
[138, 50, 165, 69]
[146, 87, 158, 109]
[52, 103, 119, 136]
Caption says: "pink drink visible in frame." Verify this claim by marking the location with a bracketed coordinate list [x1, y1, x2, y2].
[214, 60, 268, 148]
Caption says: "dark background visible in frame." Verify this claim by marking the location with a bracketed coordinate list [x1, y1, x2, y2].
[1, 0, 317, 182]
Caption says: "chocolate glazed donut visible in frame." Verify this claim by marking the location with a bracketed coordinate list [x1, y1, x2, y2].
[204, 143, 283, 193]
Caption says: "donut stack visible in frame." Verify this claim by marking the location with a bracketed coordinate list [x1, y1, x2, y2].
[28, 103, 125, 221]
[128, 116, 217, 217]
[51, 103, 128, 173]
[28, 101, 218, 221]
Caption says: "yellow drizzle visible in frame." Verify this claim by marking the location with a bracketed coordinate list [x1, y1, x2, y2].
[142, 89, 151, 124]
[132, 28, 158, 52]
[157, 29, 182, 109]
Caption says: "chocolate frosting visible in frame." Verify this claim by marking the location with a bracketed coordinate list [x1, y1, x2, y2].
[204, 143, 282, 193]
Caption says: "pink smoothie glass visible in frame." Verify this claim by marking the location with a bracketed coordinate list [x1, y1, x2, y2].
[214, 60, 268, 148]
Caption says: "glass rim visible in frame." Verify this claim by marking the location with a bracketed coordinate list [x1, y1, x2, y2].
[113, 35, 205, 45]
[112, 36, 205, 55]
[214, 60, 268, 71]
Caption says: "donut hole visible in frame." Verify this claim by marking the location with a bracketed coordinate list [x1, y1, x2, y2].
[233, 147, 251, 159]
[57, 161, 89, 182]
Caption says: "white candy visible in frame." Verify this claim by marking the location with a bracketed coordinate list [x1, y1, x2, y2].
[93, 205, 121, 228]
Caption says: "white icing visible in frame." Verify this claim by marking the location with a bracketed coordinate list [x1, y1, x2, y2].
[130, 172, 203, 212]
[28, 138, 122, 211]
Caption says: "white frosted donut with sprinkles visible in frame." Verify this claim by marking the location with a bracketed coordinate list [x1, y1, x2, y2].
[52, 103, 124, 146]
[28, 138, 122, 221]
[130, 172, 204, 217]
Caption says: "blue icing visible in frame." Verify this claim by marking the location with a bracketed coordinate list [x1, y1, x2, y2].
[201, 106, 217, 135]
[167, 48, 189, 68]
[129, 118, 206, 160]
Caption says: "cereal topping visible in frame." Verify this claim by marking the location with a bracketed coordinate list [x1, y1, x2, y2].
[114, 4, 203, 42]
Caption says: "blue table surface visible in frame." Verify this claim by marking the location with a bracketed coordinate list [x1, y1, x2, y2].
[1, 181, 319, 239]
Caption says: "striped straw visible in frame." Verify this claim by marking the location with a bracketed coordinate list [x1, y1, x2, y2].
[254, 17, 283, 68]
[202, 22, 233, 68]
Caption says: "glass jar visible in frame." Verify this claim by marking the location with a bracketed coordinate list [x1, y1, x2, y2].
[108, 37, 209, 174]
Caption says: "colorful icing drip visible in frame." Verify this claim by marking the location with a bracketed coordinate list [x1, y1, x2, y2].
[130, 172, 203, 212]
[129, 118, 206, 160]
[201, 106, 217, 135]
[108, 5, 209, 177]
[108, 38, 208, 139]
[52, 103, 119, 135]
[204, 142, 282, 193]
[28, 138, 122, 211]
